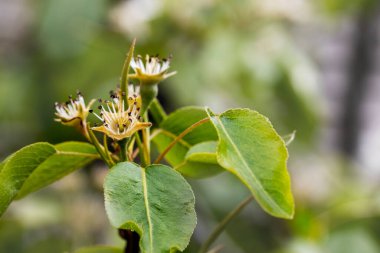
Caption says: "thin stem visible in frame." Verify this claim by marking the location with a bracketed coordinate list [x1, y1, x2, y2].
[87, 125, 113, 167]
[103, 134, 115, 166]
[134, 133, 147, 166]
[119, 139, 128, 162]
[149, 98, 167, 124]
[153, 118, 210, 164]
[142, 113, 151, 165]
[198, 196, 253, 253]
[79, 121, 92, 143]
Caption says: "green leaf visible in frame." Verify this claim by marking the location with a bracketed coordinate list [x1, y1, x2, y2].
[0, 142, 98, 217]
[16, 142, 98, 198]
[175, 141, 224, 178]
[152, 106, 217, 166]
[0, 143, 56, 216]
[104, 162, 196, 253]
[207, 108, 294, 219]
[74, 246, 123, 253]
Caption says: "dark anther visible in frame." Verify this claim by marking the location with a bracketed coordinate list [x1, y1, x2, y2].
[98, 105, 103, 109]
[128, 97, 133, 100]
[105, 123, 108, 127]
[89, 109, 93, 113]
[162, 58, 167, 62]
[98, 98, 103, 103]
[133, 94, 137, 98]
[136, 107, 140, 111]
[133, 101, 137, 105]
[94, 123, 98, 127]
[128, 112, 132, 116]
[123, 124, 127, 127]
[65, 101, 70, 105]
[68, 95, 73, 99]
[76, 90, 82, 95]
[128, 118, 132, 122]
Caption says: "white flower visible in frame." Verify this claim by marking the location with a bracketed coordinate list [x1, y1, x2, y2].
[55, 92, 94, 127]
[129, 54, 177, 85]
[91, 86, 151, 140]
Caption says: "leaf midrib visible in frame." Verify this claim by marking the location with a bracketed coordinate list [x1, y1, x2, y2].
[141, 168, 154, 252]
[56, 151, 99, 158]
[214, 116, 286, 215]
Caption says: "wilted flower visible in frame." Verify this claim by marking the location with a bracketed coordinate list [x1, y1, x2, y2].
[129, 54, 177, 85]
[55, 92, 94, 127]
[91, 86, 151, 141]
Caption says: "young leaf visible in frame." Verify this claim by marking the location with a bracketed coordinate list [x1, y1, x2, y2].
[207, 108, 294, 219]
[104, 162, 196, 253]
[0, 142, 98, 217]
[152, 106, 217, 166]
[74, 246, 123, 253]
[175, 141, 224, 178]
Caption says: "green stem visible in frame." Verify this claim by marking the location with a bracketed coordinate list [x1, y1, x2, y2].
[153, 118, 210, 164]
[119, 139, 128, 162]
[103, 134, 115, 166]
[140, 84, 158, 115]
[198, 196, 253, 253]
[87, 125, 113, 167]
[149, 98, 167, 125]
[142, 113, 151, 165]
[134, 133, 147, 167]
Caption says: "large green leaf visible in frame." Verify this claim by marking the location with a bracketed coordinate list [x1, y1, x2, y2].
[104, 162, 196, 253]
[0, 142, 98, 217]
[175, 141, 224, 178]
[207, 108, 294, 219]
[74, 246, 123, 253]
[0, 143, 56, 216]
[16, 142, 98, 198]
[152, 106, 217, 166]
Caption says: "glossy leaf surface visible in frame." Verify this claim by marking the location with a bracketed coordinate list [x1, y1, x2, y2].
[208, 108, 294, 219]
[175, 141, 224, 178]
[104, 162, 196, 253]
[0, 142, 98, 217]
[16, 142, 98, 198]
[152, 106, 217, 166]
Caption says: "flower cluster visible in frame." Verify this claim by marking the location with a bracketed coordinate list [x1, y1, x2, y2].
[54, 92, 94, 127]
[90, 85, 151, 140]
[54, 46, 176, 143]
[129, 54, 176, 85]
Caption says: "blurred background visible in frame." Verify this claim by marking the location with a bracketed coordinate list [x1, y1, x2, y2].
[1, 0, 380, 252]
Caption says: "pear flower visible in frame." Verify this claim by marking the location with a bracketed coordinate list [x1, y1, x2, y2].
[129, 54, 177, 85]
[91, 86, 151, 141]
[55, 92, 94, 127]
